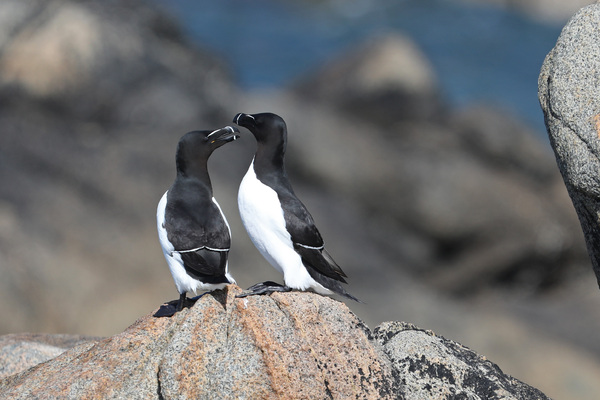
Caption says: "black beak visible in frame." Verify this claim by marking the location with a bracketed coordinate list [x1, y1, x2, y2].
[207, 126, 240, 143]
[233, 113, 255, 129]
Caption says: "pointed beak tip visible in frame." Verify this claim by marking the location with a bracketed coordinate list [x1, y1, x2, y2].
[234, 113, 249, 125]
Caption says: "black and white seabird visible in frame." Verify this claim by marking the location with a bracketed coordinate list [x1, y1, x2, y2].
[156, 126, 239, 317]
[233, 112, 358, 302]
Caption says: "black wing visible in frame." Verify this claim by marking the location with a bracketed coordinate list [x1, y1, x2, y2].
[179, 249, 230, 284]
[277, 190, 348, 282]
[164, 183, 230, 281]
[164, 184, 231, 251]
[293, 245, 348, 282]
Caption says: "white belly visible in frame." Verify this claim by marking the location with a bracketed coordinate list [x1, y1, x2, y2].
[238, 162, 331, 294]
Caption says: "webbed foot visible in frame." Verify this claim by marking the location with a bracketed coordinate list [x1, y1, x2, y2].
[154, 302, 178, 317]
[154, 293, 193, 317]
[236, 281, 292, 298]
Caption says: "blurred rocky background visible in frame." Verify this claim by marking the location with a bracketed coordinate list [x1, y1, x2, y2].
[0, 0, 598, 398]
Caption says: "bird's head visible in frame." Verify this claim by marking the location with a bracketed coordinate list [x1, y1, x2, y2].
[175, 126, 240, 174]
[233, 112, 287, 143]
[179, 125, 240, 155]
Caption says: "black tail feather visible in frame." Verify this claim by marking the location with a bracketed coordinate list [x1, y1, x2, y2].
[306, 268, 361, 303]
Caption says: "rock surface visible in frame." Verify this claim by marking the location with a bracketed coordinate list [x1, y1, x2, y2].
[373, 322, 548, 400]
[539, 3, 600, 289]
[0, 333, 99, 379]
[0, 286, 548, 400]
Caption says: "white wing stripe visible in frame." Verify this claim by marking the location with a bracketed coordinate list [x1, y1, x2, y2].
[173, 246, 229, 255]
[296, 243, 324, 250]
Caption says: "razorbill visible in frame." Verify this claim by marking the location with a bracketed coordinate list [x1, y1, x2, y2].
[155, 126, 239, 317]
[233, 112, 358, 302]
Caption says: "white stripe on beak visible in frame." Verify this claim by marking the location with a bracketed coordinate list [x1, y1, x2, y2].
[207, 128, 222, 138]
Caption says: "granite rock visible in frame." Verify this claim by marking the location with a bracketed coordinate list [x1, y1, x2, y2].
[539, 3, 600, 289]
[374, 322, 548, 399]
[0, 286, 548, 399]
[0, 333, 100, 379]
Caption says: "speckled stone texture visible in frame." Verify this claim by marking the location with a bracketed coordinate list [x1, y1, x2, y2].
[0, 286, 548, 399]
[373, 322, 548, 399]
[0, 333, 100, 379]
[539, 3, 600, 288]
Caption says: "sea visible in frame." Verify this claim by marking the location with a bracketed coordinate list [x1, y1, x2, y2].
[158, 0, 564, 136]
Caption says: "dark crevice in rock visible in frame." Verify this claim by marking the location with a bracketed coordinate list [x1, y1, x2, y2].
[156, 367, 165, 400]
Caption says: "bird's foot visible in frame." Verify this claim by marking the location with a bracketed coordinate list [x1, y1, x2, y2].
[236, 281, 292, 298]
[154, 292, 203, 318]
[153, 302, 178, 318]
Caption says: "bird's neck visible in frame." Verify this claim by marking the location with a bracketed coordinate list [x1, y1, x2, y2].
[176, 161, 213, 195]
[253, 140, 286, 179]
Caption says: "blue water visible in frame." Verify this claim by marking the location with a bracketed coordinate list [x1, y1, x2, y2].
[159, 0, 563, 135]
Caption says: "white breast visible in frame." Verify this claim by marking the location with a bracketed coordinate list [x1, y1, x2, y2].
[238, 160, 331, 294]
